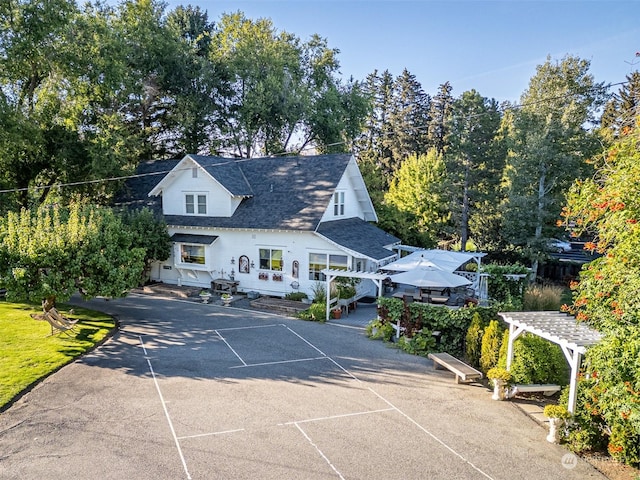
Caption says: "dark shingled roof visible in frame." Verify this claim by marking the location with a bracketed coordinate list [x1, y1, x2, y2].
[118, 154, 354, 230]
[316, 218, 400, 261]
[169, 233, 218, 244]
[113, 158, 179, 215]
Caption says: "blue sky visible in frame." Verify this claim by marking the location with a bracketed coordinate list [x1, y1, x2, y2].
[170, 1, 640, 102]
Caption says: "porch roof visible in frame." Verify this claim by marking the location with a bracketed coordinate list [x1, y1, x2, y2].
[170, 233, 219, 245]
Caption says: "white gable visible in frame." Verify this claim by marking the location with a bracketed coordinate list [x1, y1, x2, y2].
[320, 156, 377, 223]
[148, 156, 237, 217]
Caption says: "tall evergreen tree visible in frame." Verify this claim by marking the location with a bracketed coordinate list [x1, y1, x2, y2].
[501, 55, 606, 273]
[601, 71, 640, 136]
[446, 90, 503, 251]
[428, 81, 454, 155]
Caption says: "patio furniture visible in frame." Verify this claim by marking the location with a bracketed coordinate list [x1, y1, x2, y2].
[211, 279, 239, 294]
[31, 308, 79, 337]
[428, 352, 483, 384]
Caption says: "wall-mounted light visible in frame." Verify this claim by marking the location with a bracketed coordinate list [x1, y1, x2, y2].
[230, 257, 235, 264]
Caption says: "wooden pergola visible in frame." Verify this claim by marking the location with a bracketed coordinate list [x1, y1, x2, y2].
[322, 269, 389, 322]
[498, 311, 602, 413]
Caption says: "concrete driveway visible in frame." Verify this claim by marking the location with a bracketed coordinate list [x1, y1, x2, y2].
[0, 294, 604, 479]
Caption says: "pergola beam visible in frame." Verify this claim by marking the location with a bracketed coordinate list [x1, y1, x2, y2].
[499, 311, 602, 414]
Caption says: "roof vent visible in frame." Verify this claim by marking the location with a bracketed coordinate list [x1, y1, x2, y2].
[270, 184, 273, 192]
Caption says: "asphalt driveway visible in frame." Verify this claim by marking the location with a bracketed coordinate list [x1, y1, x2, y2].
[0, 294, 604, 479]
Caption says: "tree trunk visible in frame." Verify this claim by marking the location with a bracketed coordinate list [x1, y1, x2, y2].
[42, 296, 56, 312]
[460, 155, 471, 251]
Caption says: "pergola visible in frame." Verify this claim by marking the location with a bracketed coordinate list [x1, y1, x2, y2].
[322, 269, 389, 322]
[498, 311, 602, 413]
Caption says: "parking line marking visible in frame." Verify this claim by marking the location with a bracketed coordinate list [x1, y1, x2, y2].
[283, 324, 328, 357]
[215, 330, 247, 366]
[139, 336, 192, 480]
[281, 407, 395, 426]
[229, 356, 327, 369]
[177, 428, 245, 440]
[293, 423, 345, 480]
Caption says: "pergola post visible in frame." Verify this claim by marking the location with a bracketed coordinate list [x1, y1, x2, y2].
[506, 323, 525, 371]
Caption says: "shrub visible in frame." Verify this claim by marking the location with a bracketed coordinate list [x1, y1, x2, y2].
[365, 318, 395, 342]
[480, 320, 504, 372]
[465, 313, 484, 367]
[523, 284, 564, 311]
[608, 422, 640, 467]
[508, 334, 569, 385]
[285, 292, 308, 301]
[496, 329, 510, 369]
[397, 328, 436, 357]
[297, 302, 326, 322]
[559, 384, 608, 455]
[544, 404, 570, 419]
[310, 282, 326, 304]
[487, 367, 513, 383]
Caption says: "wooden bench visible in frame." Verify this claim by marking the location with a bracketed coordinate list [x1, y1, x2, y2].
[514, 384, 561, 396]
[428, 352, 483, 384]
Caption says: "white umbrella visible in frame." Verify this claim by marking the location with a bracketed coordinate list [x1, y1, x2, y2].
[390, 265, 472, 289]
[381, 250, 481, 272]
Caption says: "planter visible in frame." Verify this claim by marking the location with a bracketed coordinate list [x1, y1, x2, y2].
[199, 293, 211, 304]
[332, 309, 342, 319]
[222, 296, 233, 306]
[490, 378, 517, 401]
[546, 417, 563, 443]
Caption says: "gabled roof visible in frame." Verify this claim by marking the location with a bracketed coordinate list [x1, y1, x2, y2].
[316, 218, 400, 261]
[150, 155, 253, 197]
[113, 158, 179, 214]
[118, 154, 356, 231]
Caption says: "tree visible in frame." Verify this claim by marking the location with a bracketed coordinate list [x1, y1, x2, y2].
[0, 204, 145, 311]
[120, 207, 172, 282]
[210, 13, 365, 157]
[601, 70, 640, 137]
[501, 55, 606, 274]
[428, 81, 454, 155]
[561, 127, 640, 466]
[382, 150, 450, 247]
[446, 90, 503, 251]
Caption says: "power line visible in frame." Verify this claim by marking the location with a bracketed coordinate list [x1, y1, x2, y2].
[0, 80, 633, 196]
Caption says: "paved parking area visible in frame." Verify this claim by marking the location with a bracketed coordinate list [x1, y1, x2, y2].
[0, 294, 604, 479]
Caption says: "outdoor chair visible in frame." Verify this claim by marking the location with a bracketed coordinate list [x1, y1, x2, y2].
[30, 308, 79, 337]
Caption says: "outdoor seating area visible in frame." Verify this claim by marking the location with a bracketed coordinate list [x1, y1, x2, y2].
[30, 308, 79, 336]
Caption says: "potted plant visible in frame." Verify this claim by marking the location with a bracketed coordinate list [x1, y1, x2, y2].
[543, 404, 570, 443]
[487, 367, 515, 401]
[221, 293, 233, 306]
[199, 290, 212, 303]
[332, 307, 342, 319]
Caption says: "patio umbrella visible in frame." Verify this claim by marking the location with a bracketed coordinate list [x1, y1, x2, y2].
[389, 265, 472, 289]
[381, 250, 481, 272]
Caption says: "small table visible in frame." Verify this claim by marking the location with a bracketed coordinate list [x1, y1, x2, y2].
[212, 279, 239, 294]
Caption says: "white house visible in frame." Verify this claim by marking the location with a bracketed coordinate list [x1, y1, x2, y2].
[118, 153, 400, 298]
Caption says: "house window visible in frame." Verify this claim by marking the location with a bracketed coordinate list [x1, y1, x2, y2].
[185, 194, 207, 215]
[333, 191, 345, 216]
[309, 253, 326, 281]
[180, 244, 205, 264]
[308, 253, 348, 280]
[259, 248, 283, 271]
[192, 167, 198, 178]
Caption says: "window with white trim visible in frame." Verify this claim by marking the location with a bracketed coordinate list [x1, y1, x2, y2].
[259, 248, 283, 271]
[185, 193, 207, 215]
[308, 253, 348, 280]
[180, 244, 205, 264]
[333, 191, 345, 216]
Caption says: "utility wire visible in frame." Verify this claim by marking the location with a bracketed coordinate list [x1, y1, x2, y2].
[0, 79, 634, 196]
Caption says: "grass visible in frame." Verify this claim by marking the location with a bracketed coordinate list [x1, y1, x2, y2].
[0, 300, 115, 411]
[522, 284, 566, 311]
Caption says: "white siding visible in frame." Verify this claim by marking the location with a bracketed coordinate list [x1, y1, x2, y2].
[319, 171, 366, 222]
[161, 160, 234, 217]
[149, 228, 358, 298]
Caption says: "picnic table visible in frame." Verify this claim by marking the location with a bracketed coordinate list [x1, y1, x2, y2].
[211, 279, 239, 294]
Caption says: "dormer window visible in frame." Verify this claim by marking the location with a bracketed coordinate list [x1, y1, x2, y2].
[185, 193, 207, 215]
[192, 167, 198, 178]
[333, 191, 345, 216]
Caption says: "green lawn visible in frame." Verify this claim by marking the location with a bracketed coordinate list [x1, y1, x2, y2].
[0, 300, 115, 410]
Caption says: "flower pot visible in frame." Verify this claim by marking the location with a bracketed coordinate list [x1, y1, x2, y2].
[491, 378, 507, 400]
[546, 417, 563, 443]
[332, 309, 342, 319]
[199, 294, 211, 304]
[222, 296, 233, 306]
